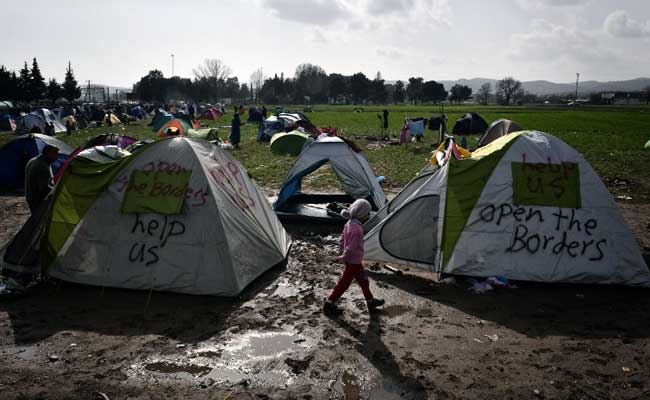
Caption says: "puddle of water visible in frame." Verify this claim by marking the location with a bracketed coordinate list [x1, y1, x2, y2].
[207, 368, 288, 386]
[134, 330, 314, 387]
[223, 331, 306, 360]
[272, 281, 299, 298]
[144, 361, 211, 377]
[8, 346, 38, 361]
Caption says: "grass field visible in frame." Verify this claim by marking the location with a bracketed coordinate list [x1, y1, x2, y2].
[2, 104, 650, 201]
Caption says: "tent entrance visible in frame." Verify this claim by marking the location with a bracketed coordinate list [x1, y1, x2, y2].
[275, 163, 355, 225]
[379, 195, 440, 265]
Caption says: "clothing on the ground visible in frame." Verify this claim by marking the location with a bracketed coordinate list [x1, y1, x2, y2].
[328, 263, 373, 302]
[25, 155, 53, 213]
[339, 219, 365, 265]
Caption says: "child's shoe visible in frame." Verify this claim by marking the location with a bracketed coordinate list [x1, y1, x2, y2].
[367, 298, 385, 311]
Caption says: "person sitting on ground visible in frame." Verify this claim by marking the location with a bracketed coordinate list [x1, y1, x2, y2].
[324, 199, 385, 315]
[230, 112, 244, 149]
[25, 144, 59, 213]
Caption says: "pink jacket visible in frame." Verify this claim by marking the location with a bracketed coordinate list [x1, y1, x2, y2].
[339, 219, 364, 264]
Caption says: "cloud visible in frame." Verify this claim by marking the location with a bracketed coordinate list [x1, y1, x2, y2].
[515, 0, 590, 9]
[376, 47, 406, 59]
[509, 19, 612, 64]
[305, 28, 329, 43]
[262, 0, 451, 31]
[604, 10, 650, 38]
[367, 0, 415, 16]
[365, 0, 451, 27]
[263, 0, 350, 25]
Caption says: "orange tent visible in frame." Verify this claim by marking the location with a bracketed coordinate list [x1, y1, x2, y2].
[156, 119, 191, 137]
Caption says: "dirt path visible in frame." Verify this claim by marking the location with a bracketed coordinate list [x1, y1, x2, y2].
[1, 195, 649, 399]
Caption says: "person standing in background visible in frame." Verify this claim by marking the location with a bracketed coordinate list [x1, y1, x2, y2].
[25, 144, 59, 213]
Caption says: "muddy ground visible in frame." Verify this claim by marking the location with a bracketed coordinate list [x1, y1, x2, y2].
[1, 195, 650, 400]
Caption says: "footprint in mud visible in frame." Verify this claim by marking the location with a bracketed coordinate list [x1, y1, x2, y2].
[144, 361, 211, 377]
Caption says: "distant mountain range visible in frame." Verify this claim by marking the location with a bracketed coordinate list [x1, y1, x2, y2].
[435, 78, 650, 96]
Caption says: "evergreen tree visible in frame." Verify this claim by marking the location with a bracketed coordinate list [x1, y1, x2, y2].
[47, 78, 63, 104]
[0, 66, 11, 100]
[18, 62, 31, 104]
[63, 61, 82, 103]
[30, 57, 47, 102]
[9, 71, 19, 103]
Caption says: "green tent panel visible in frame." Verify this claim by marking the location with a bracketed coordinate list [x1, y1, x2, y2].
[364, 130, 650, 287]
[270, 131, 310, 156]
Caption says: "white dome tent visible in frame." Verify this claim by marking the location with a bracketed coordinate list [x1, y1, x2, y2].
[40, 137, 291, 296]
[364, 131, 650, 286]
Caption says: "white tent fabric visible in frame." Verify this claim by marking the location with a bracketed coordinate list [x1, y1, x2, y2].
[274, 137, 387, 210]
[365, 163, 438, 231]
[48, 137, 291, 295]
[16, 108, 66, 134]
[477, 119, 522, 148]
[364, 131, 650, 286]
[78, 145, 131, 163]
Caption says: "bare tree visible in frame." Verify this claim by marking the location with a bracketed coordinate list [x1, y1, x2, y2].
[192, 58, 232, 81]
[477, 82, 491, 105]
[249, 68, 266, 103]
[496, 77, 522, 105]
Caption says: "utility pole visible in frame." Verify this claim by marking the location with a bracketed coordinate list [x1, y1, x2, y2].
[575, 73, 580, 101]
[171, 54, 175, 77]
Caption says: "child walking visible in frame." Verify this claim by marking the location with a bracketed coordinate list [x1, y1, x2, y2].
[324, 199, 385, 314]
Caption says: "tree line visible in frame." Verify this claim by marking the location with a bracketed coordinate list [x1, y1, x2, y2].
[0, 58, 82, 105]
[133, 59, 534, 105]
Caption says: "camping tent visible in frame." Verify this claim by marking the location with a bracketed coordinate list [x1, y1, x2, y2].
[201, 108, 221, 120]
[156, 118, 191, 137]
[274, 137, 387, 211]
[15, 109, 66, 134]
[364, 130, 650, 286]
[451, 112, 488, 136]
[0, 134, 73, 191]
[0, 114, 16, 132]
[20, 137, 291, 295]
[270, 131, 310, 156]
[248, 107, 264, 123]
[149, 110, 173, 131]
[478, 119, 522, 148]
[84, 133, 137, 149]
[91, 109, 106, 122]
[263, 113, 303, 136]
[364, 163, 438, 232]
[103, 113, 121, 126]
[129, 106, 148, 119]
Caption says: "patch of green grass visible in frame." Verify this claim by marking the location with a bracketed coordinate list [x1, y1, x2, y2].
[2, 105, 650, 201]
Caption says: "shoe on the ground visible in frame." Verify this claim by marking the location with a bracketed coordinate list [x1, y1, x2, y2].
[323, 301, 342, 316]
[367, 298, 385, 310]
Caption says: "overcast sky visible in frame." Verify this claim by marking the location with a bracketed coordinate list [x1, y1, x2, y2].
[2, 0, 649, 87]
